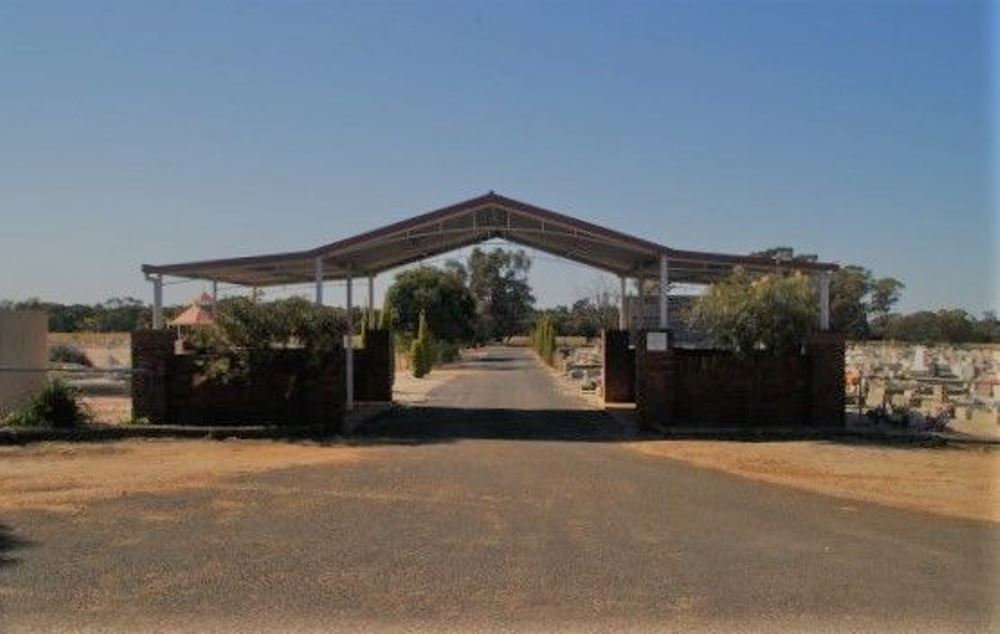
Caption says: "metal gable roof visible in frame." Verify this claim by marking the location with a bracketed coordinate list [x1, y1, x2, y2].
[142, 192, 837, 286]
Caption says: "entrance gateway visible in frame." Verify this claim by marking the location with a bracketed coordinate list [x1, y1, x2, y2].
[141, 192, 838, 412]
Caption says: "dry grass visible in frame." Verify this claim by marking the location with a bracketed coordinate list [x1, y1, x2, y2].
[629, 440, 1000, 523]
[0, 439, 360, 513]
[48, 332, 132, 368]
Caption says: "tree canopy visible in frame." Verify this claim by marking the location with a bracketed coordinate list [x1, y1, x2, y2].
[451, 247, 536, 342]
[688, 268, 818, 355]
[382, 266, 476, 342]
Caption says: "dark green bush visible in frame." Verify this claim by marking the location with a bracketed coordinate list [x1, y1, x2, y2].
[531, 315, 557, 365]
[4, 380, 90, 428]
[410, 338, 431, 378]
[434, 340, 460, 364]
[409, 311, 434, 378]
[49, 344, 92, 367]
[188, 296, 348, 383]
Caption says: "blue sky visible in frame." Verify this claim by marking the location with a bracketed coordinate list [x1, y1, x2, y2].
[0, 1, 994, 312]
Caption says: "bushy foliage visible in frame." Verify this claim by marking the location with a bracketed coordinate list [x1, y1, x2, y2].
[751, 247, 903, 339]
[434, 340, 460, 364]
[462, 247, 535, 342]
[531, 315, 557, 365]
[189, 296, 347, 382]
[48, 344, 92, 367]
[688, 268, 817, 355]
[4, 380, 90, 428]
[384, 267, 476, 343]
[378, 304, 395, 330]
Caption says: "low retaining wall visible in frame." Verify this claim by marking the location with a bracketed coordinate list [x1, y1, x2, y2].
[636, 330, 845, 429]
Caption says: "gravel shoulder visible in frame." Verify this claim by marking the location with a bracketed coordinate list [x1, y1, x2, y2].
[628, 439, 1000, 523]
[0, 439, 360, 513]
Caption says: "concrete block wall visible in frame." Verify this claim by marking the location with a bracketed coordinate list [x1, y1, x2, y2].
[0, 310, 48, 415]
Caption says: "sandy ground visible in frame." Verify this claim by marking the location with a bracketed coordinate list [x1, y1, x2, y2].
[629, 439, 1000, 523]
[48, 332, 131, 368]
[81, 395, 132, 424]
[0, 439, 360, 513]
[392, 352, 478, 405]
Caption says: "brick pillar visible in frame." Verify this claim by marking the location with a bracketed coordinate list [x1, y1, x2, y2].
[806, 332, 845, 427]
[131, 330, 176, 424]
[354, 329, 392, 402]
[635, 330, 674, 430]
[601, 329, 633, 403]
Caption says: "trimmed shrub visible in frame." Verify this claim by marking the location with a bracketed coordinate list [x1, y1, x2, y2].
[410, 338, 431, 378]
[410, 310, 434, 377]
[4, 379, 90, 428]
[531, 315, 557, 366]
[49, 344, 92, 367]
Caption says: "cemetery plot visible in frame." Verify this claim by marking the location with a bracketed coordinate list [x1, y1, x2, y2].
[846, 342, 1000, 439]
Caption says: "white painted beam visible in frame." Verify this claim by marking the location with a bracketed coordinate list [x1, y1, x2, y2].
[367, 275, 375, 322]
[619, 275, 628, 330]
[152, 275, 164, 329]
[345, 273, 354, 412]
[314, 257, 324, 306]
[818, 271, 831, 331]
[659, 255, 669, 329]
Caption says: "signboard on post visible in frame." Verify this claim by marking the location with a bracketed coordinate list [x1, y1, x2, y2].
[646, 332, 668, 352]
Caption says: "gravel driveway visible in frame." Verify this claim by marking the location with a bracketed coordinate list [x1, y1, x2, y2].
[1, 347, 996, 632]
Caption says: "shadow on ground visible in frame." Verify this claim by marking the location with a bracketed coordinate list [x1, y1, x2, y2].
[0, 523, 30, 568]
[354, 406, 643, 443]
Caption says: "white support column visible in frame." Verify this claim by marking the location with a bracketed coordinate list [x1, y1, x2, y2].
[211, 280, 218, 304]
[367, 275, 375, 322]
[151, 275, 164, 329]
[640, 276, 649, 330]
[314, 257, 324, 306]
[345, 272, 354, 412]
[818, 271, 831, 331]
[659, 255, 669, 329]
[619, 275, 628, 330]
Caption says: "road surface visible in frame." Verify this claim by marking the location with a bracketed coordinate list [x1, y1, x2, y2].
[1, 346, 996, 631]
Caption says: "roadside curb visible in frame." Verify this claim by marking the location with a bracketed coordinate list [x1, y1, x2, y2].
[0, 424, 334, 446]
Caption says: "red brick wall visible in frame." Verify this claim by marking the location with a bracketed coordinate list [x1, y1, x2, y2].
[131, 330, 345, 429]
[353, 329, 393, 402]
[635, 330, 674, 429]
[601, 329, 635, 403]
[635, 331, 845, 429]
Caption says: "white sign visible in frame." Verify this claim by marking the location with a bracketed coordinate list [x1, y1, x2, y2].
[647, 332, 668, 351]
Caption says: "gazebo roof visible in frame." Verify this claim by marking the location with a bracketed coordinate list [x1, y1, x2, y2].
[142, 192, 837, 286]
[169, 304, 215, 327]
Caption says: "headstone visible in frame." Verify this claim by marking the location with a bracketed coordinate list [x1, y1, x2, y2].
[865, 385, 886, 409]
[911, 347, 927, 374]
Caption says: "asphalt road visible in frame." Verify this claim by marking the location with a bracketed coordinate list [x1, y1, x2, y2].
[1, 347, 997, 631]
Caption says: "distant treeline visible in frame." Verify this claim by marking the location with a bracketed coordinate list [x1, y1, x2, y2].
[2, 295, 997, 344]
[871, 310, 999, 344]
[0, 297, 160, 332]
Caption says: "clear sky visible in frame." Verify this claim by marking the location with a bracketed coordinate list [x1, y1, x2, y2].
[1, 0, 995, 312]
